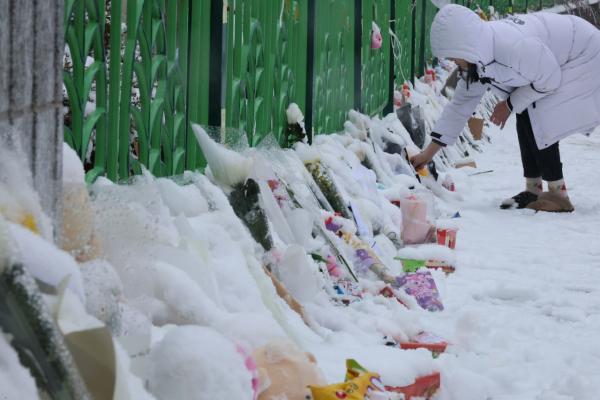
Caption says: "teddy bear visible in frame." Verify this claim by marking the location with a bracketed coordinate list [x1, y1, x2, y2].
[59, 144, 101, 262]
[253, 338, 327, 400]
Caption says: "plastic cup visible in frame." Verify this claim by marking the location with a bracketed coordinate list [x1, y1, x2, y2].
[401, 196, 430, 244]
[402, 219, 432, 245]
[436, 227, 458, 249]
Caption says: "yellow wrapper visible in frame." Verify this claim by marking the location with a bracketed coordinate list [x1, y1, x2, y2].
[310, 359, 386, 400]
[310, 372, 380, 400]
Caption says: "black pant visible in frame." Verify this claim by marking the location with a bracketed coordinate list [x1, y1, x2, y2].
[516, 110, 563, 181]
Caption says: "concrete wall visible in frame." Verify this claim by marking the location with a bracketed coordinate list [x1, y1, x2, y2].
[0, 0, 64, 226]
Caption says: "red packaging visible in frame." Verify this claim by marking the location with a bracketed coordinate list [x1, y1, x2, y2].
[379, 286, 409, 308]
[385, 372, 441, 400]
[436, 227, 457, 249]
[400, 332, 448, 357]
[425, 259, 456, 274]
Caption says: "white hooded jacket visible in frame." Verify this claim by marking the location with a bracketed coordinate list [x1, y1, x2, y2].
[431, 5, 600, 149]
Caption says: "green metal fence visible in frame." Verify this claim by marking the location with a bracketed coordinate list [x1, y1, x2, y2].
[63, 0, 559, 182]
[64, 0, 212, 181]
[394, 0, 414, 85]
[312, 0, 355, 135]
[225, 1, 309, 147]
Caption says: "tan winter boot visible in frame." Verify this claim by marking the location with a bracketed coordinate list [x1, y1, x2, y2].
[526, 192, 574, 213]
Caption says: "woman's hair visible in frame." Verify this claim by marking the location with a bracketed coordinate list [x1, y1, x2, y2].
[464, 62, 480, 89]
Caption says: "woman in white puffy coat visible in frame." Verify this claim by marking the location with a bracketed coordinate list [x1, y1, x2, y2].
[411, 5, 600, 212]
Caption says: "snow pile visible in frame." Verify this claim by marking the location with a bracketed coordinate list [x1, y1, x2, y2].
[148, 326, 253, 400]
[0, 134, 53, 239]
[192, 124, 253, 187]
[80, 259, 123, 328]
[8, 222, 86, 303]
[0, 65, 499, 400]
[62, 143, 86, 184]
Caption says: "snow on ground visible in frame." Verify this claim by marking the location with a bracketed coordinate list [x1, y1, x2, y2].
[3, 67, 600, 400]
[419, 118, 600, 400]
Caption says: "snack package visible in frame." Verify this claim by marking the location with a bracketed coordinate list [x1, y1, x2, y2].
[310, 359, 387, 400]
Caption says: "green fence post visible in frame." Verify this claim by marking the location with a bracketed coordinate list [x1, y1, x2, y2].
[306, 0, 315, 144]
[419, 0, 426, 77]
[411, 0, 416, 84]
[89, 0, 107, 179]
[208, 0, 224, 130]
[117, 0, 144, 180]
[107, 0, 122, 181]
[186, 0, 210, 169]
[393, 0, 409, 86]
[354, 0, 362, 112]
[312, 1, 355, 134]
[384, 0, 396, 115]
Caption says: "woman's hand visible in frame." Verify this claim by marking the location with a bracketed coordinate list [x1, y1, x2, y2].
[410, 142, 443, 170]
[490, 100, 511, 129]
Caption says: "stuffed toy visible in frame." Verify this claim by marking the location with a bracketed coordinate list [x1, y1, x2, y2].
[371, 22, 382, 49]
[253, 338, 327, 400]
[59, 182, 101, 262]
[59, 144, 101, 262]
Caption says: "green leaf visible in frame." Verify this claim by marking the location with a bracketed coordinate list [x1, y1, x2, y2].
[63, 72, 81, 115]
[63, 0, 76, 26]
[150, 98, 165, 141]
[130, 157, 143, 176]
[85, 166, 105, 185]
[174, 113, 185, 143]
[151, 55, 167, 83]
[149, 149, 161, 175]
[81, 108, 106, 158]
[131, 107, 147, 137]
[84, 0, 99, 20]
[161, 128, 172, 155]
[174, 86, 184, 110]
[152, 18, 164, 44]
[161, 126, 172, 173]
[83, 61, 102, 102]
[64, 126, 75, 151]
[133, 62, 149, 105]
[84, 23, 99, 56]
[173, 147, 186, 174]
[65, 27, 84, 83]
[131, 107, 148, 165]
[137, 30, 151, 64]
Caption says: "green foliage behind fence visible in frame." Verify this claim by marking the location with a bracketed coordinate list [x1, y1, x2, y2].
[64, 0, 558, 182]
